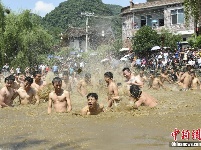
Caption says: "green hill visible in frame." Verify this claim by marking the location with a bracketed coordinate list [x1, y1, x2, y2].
[43, 0, 122, 29]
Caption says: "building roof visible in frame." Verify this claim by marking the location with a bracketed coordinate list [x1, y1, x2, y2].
[121, 0, 184, 15]
[132, 0, 183, 10]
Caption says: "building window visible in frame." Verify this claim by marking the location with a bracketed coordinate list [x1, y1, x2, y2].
[171, 8, 184, 24]
[141, 16, 146, 27]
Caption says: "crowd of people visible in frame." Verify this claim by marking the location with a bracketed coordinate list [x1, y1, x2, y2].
[0, 46, 200, 115]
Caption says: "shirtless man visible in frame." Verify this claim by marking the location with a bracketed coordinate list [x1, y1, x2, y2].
[190, 71, 200, 90]
[62, 71, 72, 93]
[15, 73, 25, 88]
[0, 76, 15, 107]
[14, 77, 40, 105]
[104, 72, 119, 107]
[135, 70, 147, 87]
[77, 73, 92, 97]
[177, 66, 192, 91]
[148, 73, 165, 90]
[48, 77, 72, 114]
[122, 67, 143, 88]
[129, 84, 157, 108]
[81, 93, 104, 115]
[160, 69, 172, 84]
[9, 75, 20, 90]
[31, 71, 46, 92]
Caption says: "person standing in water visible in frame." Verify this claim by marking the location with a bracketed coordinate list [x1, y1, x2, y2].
[104, 72, 119, 107]
[77, 73, 92, 97]
[48, 77, 72, 114]
[14, 77, 40, 105]
[0, 76, 15, 107]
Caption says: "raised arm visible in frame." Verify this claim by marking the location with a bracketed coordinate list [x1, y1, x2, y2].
[77, 80, 84, 96]
[34, 93, 40, 105]
[47, 93, 52, 114]
[65, 91, 72, 112]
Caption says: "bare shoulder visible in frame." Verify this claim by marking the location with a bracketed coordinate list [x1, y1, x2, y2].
[49, 91, 54, 97]
[17, 87, 23, 92]
[81, 106, 89, 115]
[99, 103, 104, 109]
[0, 87, 6, 95]
[63, 89, 69, 94]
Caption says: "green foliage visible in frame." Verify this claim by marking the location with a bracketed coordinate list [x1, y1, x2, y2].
[195, 35, 201, 48]
[160, 28, 182, 50]
[184, 0, 201, 26]
[106, 4, 122, 15]
[132, 26, 160, 53]
[0, 6, 53, 69]
[188, 35, 201, 48]
[42, 0, 122, 43]
[43, 0, 113, 29]
[187, 35, 196, 47]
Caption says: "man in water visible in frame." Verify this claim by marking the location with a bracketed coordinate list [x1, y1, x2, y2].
[122, 67, 143, 88]
[14, 77, 40, 105]
[160, 69, 172, 84]
[177, 65, 192, 91]
[62, 71, 72, 93]
[129, 84, 157, 108]
[48, 77, 72, 114]
[135, 70, 147, 87]
[104, 72, 119, 107]
[148, 73, 166, 90]
[190, 71, 200, 90]
[81, 93, 104, 115]
[0, 76, 15, 107]
[77, 73, 92, 97]
[31, 71, 46, 92]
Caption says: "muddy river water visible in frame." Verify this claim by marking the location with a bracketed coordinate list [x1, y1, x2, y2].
[0, 72, 201, 150]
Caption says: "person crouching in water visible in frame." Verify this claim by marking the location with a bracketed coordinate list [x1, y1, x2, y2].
[129, 85, 157, 108]
[81, 93, 104, 115]
[48, 77, 72, 114]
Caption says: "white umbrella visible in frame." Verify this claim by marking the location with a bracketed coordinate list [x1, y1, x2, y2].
[163, 47, 170, 49]
[151, 46, 161, 51]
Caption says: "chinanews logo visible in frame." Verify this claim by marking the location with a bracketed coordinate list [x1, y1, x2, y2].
[170, 128, 201, 147]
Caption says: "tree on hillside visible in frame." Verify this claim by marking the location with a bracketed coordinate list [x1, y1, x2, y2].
[43, 0, 113, 29]
[132, 26, 160, 54]
[0, 7, 53, 69]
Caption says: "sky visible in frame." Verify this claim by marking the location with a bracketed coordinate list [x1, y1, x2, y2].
[1, 0, 146, 17]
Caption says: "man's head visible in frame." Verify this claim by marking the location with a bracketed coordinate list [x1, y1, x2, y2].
[5, 75, 15, 89]
[52, 77, 62, 90]
[130, 85, 142, 99]
[85, 73, 91, 83]
[86, 93, 98, 108]
[104, 72, 113, 83]
[24, 77, 33, 89]
[122, 67, 132, 80]
[33, 71, 42, 82]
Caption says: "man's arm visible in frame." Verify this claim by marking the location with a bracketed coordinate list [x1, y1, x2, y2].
[158, 79, 166, 89]
[65, 91, 72, 112]
[179, 73, 186, 82]
[34, 93, 40, 105]
[81, 106, 88, 115]
[133, 100, 143, 109]
[77, 80, 84, 96]
[132, 78, 143, 87]
[0, 91, 9, 107]
[47, 93, 52, 114]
